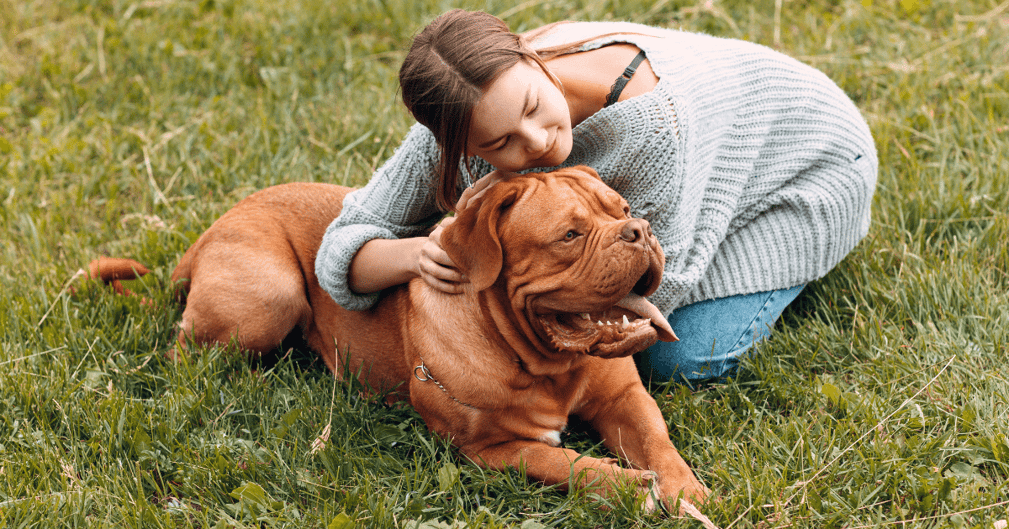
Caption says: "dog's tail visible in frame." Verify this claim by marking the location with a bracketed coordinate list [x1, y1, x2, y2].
[84, 256, 151, 298]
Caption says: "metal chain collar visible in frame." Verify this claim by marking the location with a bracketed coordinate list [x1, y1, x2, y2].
[413, 357, 480, 410]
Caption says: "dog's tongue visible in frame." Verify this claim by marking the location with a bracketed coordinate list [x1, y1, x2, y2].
[616, 293, 679, 342]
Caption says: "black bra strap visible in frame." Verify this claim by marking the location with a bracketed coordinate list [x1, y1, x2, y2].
[604, 50, 647, 107]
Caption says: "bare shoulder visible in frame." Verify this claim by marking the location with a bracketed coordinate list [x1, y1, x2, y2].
[536, 43, 658, 124]
[520, 21, 607, 42]
[522, 21, 668, 46]
[519, 21, 571, 42]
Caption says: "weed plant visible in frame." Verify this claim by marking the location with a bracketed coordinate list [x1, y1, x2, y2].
[1, 0, 1007, 527]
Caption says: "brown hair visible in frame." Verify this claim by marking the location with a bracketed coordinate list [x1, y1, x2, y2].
[399, 10, 555, 211]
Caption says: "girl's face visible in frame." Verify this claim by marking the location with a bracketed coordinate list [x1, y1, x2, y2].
[467, 59, 572, 172]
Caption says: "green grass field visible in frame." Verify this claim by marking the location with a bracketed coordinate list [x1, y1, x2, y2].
[2, 0, 1007, 526]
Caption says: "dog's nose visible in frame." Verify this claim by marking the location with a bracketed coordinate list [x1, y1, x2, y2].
[618, 218, 650, 244]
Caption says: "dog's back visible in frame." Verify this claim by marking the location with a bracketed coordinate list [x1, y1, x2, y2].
[91, 182, 411, 391]
[172, 182, 350, 298]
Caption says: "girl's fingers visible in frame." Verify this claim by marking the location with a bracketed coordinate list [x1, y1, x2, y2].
[419, 225, 467, 293]
[455, 170, 517, 211]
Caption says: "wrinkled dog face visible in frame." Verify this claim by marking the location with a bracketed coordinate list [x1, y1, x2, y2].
[499, 168, 667, 358]
[444, 166, 672, 359]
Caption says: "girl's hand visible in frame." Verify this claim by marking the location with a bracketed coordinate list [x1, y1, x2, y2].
[420, 169, 518, 293]
[455, 169, 520, 211]
[417, 216, 467, 293]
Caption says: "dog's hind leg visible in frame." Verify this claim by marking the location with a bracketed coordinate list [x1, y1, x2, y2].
[173, 250, 311, 358]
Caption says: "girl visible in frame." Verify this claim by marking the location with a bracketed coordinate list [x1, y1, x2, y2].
[315, 9, 877, 383]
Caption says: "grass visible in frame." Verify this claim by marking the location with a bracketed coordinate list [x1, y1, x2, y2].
[1, 0, 1007, 526]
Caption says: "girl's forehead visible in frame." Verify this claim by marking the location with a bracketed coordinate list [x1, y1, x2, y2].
[472, 62, 541, 120]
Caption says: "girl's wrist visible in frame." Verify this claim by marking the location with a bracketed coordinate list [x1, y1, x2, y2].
[349, 237, 427, 294]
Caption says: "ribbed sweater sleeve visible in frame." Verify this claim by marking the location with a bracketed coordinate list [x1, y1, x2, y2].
[314, 123, 444, 310]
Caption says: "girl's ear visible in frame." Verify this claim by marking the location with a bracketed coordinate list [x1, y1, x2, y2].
[440, 183, 521, 292]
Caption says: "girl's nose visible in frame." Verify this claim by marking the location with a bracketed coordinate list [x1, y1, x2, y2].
[523, 125, 548, 153]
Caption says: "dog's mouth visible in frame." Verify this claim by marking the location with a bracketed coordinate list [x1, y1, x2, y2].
[536, 292, 678, 359]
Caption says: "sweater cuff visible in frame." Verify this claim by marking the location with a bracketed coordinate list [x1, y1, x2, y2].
[315, 223, 395, 311]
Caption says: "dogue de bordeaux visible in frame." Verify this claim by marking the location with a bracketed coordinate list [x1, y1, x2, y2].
[87, 165, 709, 512]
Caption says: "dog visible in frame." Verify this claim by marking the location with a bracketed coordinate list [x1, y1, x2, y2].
[87, 166, 708, 511]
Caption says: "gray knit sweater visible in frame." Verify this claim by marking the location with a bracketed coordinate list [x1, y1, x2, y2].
[315, 21, 878, 316]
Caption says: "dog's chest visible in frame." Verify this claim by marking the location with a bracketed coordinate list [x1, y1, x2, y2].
[536, 429, 564, 447]
[518, 407, 569, 448]
[511, 374, 594, 447]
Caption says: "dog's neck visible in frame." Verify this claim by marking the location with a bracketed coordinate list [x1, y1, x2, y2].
[408, 281, 590, 381]
[478, 287, 592, 378]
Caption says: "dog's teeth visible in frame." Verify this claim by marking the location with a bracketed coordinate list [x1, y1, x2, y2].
[621, 314, 630, 330]
[580, 313, 590, 320]
[597, 321, 604, 326]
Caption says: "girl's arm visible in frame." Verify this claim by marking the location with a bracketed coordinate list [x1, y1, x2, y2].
[316, 122, 478, 306]
[316, 124, 455, 310]
[348, 218, 466, 295]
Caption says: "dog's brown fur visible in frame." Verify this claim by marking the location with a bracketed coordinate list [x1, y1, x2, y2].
[88, 166, 707, 510]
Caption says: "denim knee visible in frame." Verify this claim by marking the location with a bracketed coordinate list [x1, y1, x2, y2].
[636, 284, 805, 384]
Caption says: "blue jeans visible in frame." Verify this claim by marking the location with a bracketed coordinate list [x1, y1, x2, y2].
[636, 284, 805, 384]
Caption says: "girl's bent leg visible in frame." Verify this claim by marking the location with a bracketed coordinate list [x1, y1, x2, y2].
[636, 284, 805, 384]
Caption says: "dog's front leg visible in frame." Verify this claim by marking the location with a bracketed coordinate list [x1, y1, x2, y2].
[585, 384, 709, 508]
[467, 440, 659, 504]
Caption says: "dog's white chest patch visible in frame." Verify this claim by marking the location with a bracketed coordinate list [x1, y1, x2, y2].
[537, 430, 563, 447]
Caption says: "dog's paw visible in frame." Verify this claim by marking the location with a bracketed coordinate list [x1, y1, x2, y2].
[637, 471, 661, 513]
[656, 479, 714, 521]
[678, 498, 718, 529]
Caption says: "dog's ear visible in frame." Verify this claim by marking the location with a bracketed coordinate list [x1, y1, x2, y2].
[441, 183, 522, 292]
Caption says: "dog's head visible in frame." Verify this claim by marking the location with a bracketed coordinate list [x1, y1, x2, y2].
[441, 166, 677, 359]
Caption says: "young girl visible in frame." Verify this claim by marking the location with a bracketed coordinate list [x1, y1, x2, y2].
[315, 9, 877, 383]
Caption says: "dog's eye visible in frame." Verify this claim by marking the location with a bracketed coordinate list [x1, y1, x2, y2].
[564, 230, 578, 241]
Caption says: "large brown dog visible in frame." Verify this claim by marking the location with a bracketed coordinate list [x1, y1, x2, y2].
[89, 166, 708, 511]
